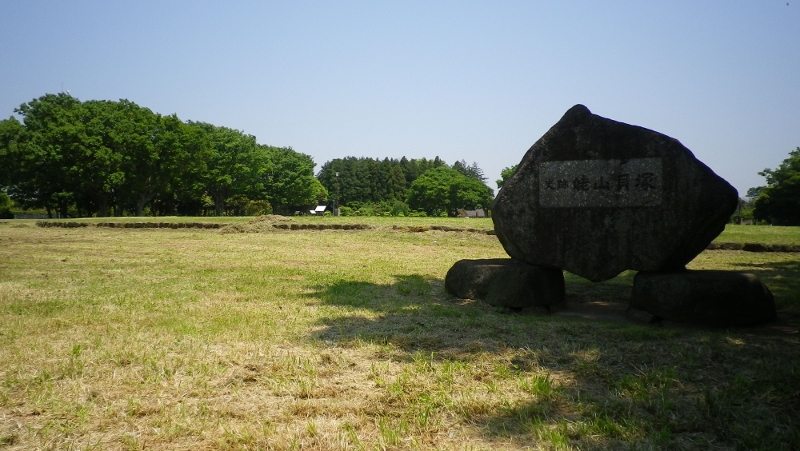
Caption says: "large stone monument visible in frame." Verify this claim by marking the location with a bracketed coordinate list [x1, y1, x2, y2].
[491, 104, 738, 282]
[445, 105, 775, 327]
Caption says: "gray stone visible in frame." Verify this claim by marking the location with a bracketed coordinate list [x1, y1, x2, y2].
[491, 104, 738, 282]
[445, 259, 564, 309]
[631, 270, 775, 327]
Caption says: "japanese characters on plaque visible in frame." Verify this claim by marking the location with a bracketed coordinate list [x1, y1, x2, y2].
[538, 157, 662, 207]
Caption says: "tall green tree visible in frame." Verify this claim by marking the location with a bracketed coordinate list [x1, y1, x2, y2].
[380, 159, 408, 201]
[7, 93, 84, 217]
[406, 166, 494, 216]
[147, 114, 212, 216]
[70, 100, 127, 216]
[187, 122, 262, 216]
[317, 157, 389, 205]
[266, 146, 326, 214]
[753, 147, 800, 225]
[110, 104, 203, 217]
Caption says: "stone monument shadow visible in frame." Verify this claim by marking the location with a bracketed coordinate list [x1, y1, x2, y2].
[306, 272, 664, 360]
[555, 271, 637, 323]
[306, 274, 517, 358]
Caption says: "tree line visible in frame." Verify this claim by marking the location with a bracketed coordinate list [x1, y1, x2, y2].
[3, 93, 797, 223]
[316, 156, 493, 216]
[0, 93, 497, 219]
[0, 93, 326, 217]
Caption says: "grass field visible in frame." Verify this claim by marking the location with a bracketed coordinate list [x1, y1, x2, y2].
[0, 218, 798, 450]
[716, 224, 800, 246]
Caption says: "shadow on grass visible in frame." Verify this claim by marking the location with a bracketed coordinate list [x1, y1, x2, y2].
[307, 274, 656, 362]
[306, 274, 800, 450]
[308, 275, 505, 355]
[309, 273, 640, 354]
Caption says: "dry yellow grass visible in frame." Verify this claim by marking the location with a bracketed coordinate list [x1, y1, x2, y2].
[0, 220, 798, 450]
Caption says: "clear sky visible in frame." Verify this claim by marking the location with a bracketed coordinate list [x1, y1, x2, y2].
[1, 1, 798, 196]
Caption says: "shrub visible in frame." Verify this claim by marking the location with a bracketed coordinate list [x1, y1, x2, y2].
[385, 200, 410, 217]
[338, 201, 411, 217]
[244, 199, 273, 216]
[355, 203, 378, 216]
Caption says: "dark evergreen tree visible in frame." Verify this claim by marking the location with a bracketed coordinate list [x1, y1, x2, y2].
[452, 159, 487, 182]
[317, 156, 449, 208]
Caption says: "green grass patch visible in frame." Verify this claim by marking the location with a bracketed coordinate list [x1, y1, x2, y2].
[716, 224, 800, 245]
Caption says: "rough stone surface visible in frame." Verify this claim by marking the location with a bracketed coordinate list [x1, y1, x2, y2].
[445, 259, 564, 309]
[491, 104, 738, 282]
[631, 270, 775, 327]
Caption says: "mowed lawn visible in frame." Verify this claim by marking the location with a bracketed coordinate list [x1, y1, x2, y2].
[0, 219, 798, 450]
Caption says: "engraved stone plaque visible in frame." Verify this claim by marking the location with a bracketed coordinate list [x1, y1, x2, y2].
[538, 158, 662, 208]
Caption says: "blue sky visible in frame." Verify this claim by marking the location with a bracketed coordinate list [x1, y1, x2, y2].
[1, 1, 798, 196]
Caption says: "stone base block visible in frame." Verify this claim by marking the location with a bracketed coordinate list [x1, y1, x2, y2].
[445, 259, 565, 309]
[631, 270, 775, 327]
